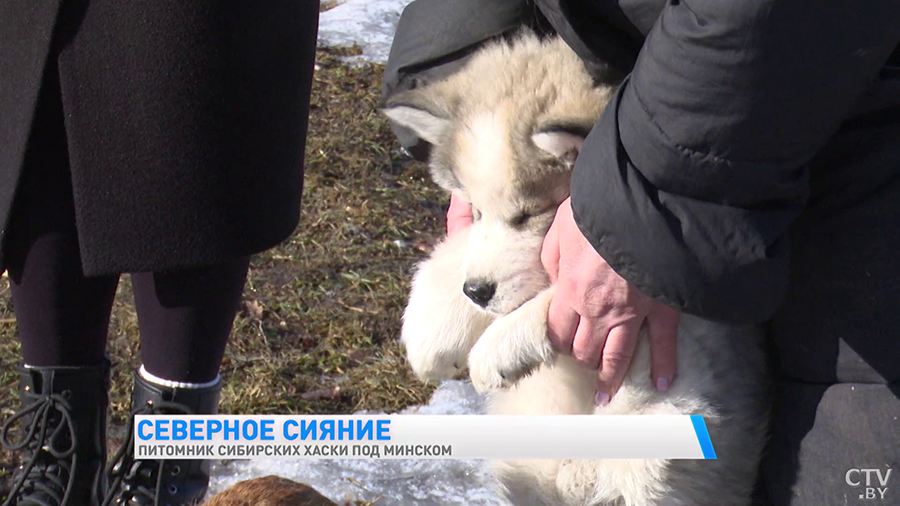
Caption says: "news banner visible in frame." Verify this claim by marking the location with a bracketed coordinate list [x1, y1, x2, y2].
[134, 415, 717, 460]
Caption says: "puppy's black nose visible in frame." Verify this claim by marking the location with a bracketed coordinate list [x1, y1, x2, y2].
[463, 281, 496, 307]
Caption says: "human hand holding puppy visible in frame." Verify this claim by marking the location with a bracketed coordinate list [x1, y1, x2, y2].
[447, 193, 679, 404]
[541, 197, 679, 405]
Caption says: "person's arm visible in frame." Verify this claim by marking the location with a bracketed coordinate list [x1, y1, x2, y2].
[570, 0, 900, 324]
[544, 0, 898, 400]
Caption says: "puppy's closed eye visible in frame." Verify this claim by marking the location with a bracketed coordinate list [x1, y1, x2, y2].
[511, 205, 556, 227]
[511, 212, 533, 227]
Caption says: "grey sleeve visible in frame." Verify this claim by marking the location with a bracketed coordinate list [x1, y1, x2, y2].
[571, 0, 900, 323]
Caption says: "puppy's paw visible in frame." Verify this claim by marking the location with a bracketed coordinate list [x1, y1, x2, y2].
[402, 324, 467, 383]
[467, 338, 512, 391]
[468, 288, 557, 392]
[403, 283, 491, 383]
[468, 314, 556, 391]
[403, 309, 489, 382]
[401, 231, 495, 383]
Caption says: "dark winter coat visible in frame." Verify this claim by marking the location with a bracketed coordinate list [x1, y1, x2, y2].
[0, 0, 319, 275]
[383, 0, 900, 324]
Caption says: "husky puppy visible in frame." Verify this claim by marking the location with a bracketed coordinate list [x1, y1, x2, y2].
[384, 33, 769, 506]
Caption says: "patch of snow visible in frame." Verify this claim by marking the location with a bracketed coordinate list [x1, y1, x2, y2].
[317, 0, 413, 64]
[207, 380, 511, 505]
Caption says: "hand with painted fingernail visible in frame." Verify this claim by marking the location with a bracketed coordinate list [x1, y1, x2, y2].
[540, 197, 680, 406]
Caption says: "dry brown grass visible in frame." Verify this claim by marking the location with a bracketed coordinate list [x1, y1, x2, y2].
[0, 46, 442, 496]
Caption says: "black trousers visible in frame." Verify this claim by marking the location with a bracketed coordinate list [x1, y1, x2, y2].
[754, 108, 900, 506]
[2, 50, 249, 384]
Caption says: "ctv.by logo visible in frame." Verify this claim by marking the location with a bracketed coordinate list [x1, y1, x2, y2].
[846, 468, 892, 501]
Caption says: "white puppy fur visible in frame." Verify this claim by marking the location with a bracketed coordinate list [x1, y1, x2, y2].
[387, 33, 769, 506]
[401, 228, 496, 381]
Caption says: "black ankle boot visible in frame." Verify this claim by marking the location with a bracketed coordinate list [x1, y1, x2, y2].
[1, 361, 110, 506]
[103, 372, 221, 506]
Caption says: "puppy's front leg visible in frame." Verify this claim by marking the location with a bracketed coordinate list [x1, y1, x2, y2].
[402, 229, 496, 383]
[468, 286, 557, 392]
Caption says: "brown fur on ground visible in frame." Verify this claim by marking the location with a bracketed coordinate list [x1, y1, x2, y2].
[201, 476, 337, 506]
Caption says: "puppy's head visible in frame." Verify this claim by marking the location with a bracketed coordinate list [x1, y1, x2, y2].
[385, 34, 613, 314]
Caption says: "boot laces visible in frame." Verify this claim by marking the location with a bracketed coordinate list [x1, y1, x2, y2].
[0, 393, 77, 506]
[102, 400, 192, 506]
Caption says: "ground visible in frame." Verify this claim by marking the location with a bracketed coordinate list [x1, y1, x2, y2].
[0, 45, 442, 498]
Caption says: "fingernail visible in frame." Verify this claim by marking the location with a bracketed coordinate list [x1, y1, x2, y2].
[656, 376, 670, 392]
[594, 390, 610, 407]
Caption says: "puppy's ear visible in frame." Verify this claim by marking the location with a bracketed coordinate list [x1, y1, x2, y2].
[531, 124, 593, 165]
[383, 89, 453, 146]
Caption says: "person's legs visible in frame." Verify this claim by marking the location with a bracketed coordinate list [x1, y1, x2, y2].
[4, 58, 119, 368]
[130, 257, 251, 384]
[756, 110, 900, 506]
[101, 257, 249, 506]
[1, 59, 116, 506]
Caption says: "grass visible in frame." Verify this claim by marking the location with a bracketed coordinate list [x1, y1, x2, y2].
[0, 46, 443, 496]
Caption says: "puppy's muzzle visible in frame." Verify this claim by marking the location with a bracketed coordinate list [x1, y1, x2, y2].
[463, 280, 496, 308]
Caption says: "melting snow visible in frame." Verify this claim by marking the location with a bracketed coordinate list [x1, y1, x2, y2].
[317, 0, 413, 64]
